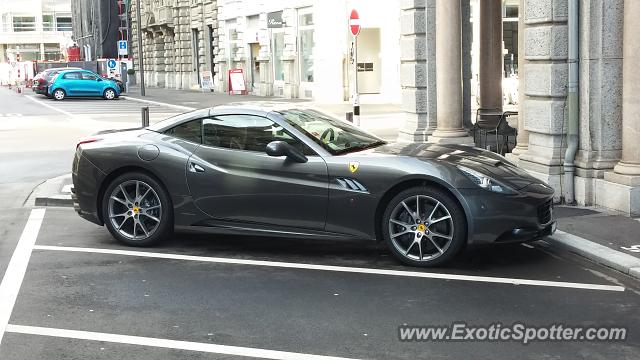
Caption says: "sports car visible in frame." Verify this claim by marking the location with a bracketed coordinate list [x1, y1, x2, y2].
[72, 104, 556, 267]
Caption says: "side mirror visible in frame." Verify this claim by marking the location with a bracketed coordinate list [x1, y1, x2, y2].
[97, 78, 103, 82]
[266, 141, 308, 163]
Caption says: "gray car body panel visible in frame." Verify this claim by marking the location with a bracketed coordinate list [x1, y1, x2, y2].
[72, 106, 555, 245]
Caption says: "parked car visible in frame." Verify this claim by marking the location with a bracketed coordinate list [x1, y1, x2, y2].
[49, 70, 121, 100]
[32, 67, 83, 96]
[72, 105, 556, 267]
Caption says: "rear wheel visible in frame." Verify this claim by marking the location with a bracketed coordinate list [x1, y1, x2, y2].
[103, 88, 117, 100]
[52, 89, 65, 100]
[382, 186, 466, 267]
[102, 172, 173, 246]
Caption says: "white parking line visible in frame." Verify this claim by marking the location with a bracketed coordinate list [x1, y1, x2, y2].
[5, 324, 358, 360]
[33, 245, 625, 292]
[0, 209, 46, 346]
[23, 95, 78, 119]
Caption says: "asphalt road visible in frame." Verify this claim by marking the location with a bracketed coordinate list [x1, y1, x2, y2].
[0, 87, 639, 359]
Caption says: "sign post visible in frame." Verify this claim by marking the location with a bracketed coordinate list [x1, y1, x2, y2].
[349, 9, 361, 126]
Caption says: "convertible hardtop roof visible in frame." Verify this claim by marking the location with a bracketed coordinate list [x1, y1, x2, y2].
[148, 102, 332, 132]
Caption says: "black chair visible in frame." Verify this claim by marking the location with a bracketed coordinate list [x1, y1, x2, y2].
[499, 111, 518, 154]
[473, 108, 518, 155]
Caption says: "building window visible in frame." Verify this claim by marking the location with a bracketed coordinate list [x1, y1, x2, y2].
[56, 17, 72, 32]
[13, 17, 36, 32]
[298, 10, 314, 83]
[273, 32, 284, 81]
[42, 14, 54, 31]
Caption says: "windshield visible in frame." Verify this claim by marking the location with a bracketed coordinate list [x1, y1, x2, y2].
[277, 108, 386, 155]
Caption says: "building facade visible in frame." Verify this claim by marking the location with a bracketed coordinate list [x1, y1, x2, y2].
[0, 0, 73, 63]
[70, 0, 123, 60]
[214, 0, 401, 103]
[399, 0, 638, 215]
[129, 0, 218, 90]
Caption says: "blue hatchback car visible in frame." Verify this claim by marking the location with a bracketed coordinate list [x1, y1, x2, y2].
[49, 70, 121, 101]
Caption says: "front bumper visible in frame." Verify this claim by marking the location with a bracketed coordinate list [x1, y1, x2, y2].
[459, 183, 556, 245]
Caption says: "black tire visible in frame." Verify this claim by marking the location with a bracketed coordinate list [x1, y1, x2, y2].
[102, 172, 173, 246]
[52, 89, 66, 101]
[103, 88, 117, 100]
[381, 186, 467, 267]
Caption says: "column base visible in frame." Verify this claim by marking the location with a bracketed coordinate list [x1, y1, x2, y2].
[613, 161, 640, 176]
[595, 172, 640, 216]
[428, 129, 474, 144]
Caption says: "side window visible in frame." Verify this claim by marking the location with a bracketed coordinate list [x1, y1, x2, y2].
[202, 115, 315, 155]
[81, 72, 98, 80]
[63, 72, 81, 80]
[164, 119, 202, 144]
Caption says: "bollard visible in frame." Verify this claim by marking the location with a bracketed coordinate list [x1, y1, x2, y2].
[141, 106, 150, 127]
[345, 112, 354, 123]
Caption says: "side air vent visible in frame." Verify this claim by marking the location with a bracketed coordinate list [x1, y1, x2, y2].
[336, 178, 368, 192]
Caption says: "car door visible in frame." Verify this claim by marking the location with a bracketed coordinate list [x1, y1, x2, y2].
[61, 72, 82, 95]
[80, 72, 101, 96]
[186, 114, 329, 231]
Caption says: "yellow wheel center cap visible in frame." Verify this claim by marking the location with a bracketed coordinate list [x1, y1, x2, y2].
[133, 207, 140, 215]
[417, 224, 426, 233]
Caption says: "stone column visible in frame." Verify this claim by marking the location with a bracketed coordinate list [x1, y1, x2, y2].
[397, 0, 436, 142]
[429, 0, 474, 144]
[509, 0, 529, 159]
[478, 0, 503, 111]
[596, 0, 640, 215]
[613, 0, 640, 177]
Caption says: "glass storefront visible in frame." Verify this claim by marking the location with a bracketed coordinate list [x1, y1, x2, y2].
[273, 32, 284, 81]
[298, 11, 313, 83]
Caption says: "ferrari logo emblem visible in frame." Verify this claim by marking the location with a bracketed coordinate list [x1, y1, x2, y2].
[349, 162, 359, 173]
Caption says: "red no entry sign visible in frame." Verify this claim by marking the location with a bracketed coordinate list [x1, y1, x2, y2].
[349, 9, 360, 36]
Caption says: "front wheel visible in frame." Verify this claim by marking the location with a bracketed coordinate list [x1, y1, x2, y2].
[103, 88, 117, 100]
[382, 186, 467, 267]
[102, 172, 173, 246]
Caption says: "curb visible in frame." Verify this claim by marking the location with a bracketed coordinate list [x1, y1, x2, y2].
[27, 173, 74, 208]
[545, 230, 640, 280]
[120, 95, 196, 111]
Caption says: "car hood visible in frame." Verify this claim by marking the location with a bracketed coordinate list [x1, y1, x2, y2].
[368, 142, 544, 190]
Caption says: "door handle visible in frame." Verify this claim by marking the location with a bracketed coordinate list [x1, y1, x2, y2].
[189, 162, 205, 173]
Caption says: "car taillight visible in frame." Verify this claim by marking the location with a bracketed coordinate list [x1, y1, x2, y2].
[38, 78, 46, 84]
[76, 138, 102, 150]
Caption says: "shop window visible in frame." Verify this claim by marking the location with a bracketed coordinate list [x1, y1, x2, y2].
[273, 32, 284, 81]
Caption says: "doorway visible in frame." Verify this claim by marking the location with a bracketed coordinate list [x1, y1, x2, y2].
[249, 43, 261, 93]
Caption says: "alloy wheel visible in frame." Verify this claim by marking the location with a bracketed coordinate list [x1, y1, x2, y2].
[108, 180, 162, 241]
[54, 90, 65, 100]
[105, 89, 115, 100]
[388, 195, 455, 262]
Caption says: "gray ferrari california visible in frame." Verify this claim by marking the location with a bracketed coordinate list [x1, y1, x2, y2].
[72, 104, 556, 267]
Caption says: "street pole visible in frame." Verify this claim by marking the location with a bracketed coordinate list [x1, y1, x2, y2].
[353, 36, 360, 127]
[135, 0, 145, 96]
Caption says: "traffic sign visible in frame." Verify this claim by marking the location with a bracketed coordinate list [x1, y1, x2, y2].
[107, 59, 117, 69]
[349, 9, 360, 37]
[117, 40, 128, 56]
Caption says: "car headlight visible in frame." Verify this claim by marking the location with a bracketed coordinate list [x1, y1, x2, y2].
[457, 165, 517, 194]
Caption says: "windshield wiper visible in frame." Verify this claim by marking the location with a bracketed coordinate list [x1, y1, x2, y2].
[338, 140, 387, 154]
